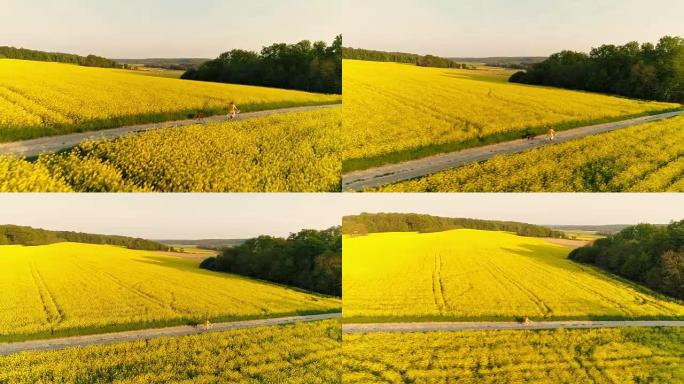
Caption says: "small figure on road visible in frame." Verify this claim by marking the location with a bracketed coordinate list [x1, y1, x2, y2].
[204, 319, 212, 330]
[522, 129, 535, 141]
[228, 101, 240, 119]
[546, 128, 556, 141]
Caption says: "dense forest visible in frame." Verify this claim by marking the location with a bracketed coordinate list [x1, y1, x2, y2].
[343, 47, 467, 69]
[569, 220, 684, 300]
[510, 36, 684, 103]
[182, 36, 342, 94]
[0, 224, 171, 251]
[343, 213, 564, 238]
[0, 46, 119, 68]
[199, 227, 341, 296]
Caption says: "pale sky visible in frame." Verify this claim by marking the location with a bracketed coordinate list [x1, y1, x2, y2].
[0, 194, 681, 240]
[0, 0, 340, 58]
[343, 0, 684, 57]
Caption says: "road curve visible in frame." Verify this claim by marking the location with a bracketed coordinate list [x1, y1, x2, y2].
[342, 110, 684, 191]
[0, 312, 341, 356]
[342, 320, 684, 334]
[0, 104, 340, 158]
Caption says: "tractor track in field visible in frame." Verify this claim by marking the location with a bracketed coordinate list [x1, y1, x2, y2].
[431, 253, 448, 313]
[342, 110, 684, 191]
[30, 263, 63, 325]
[0, 104, 340, 158]
[342, 320, 684, 334]
[0, 312, 341, 356]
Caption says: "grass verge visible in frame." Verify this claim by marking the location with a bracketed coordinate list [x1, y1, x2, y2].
[342, 314, 684, 324]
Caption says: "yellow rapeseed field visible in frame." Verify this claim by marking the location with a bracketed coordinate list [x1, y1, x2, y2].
[0, 59, 340, 141]
[343, 327, 684, 384]
[378, 115, 684, 192]
[342, 59, 679, 168]
[342, 229, 684, 321]
[0, 155, 71, 192]
[0, 108, 341, 192]
[0, 320, 341, 384]
[0, 243, 340, 341]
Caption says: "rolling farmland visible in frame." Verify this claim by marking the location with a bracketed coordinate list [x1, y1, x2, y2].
[377, 115, 684, 192]
[0, 59, 340, 142]
[342, 59, 679, 170]
[342, 229, 684, 321]
[0, 242, 340, 341]
[0, 319, 341, 384]
[0, 108, 341, 192]
[342, 327, 684, 384]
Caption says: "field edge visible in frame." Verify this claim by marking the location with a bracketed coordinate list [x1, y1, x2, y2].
[342, 107, 683, 173]
[0, 308, 342, 344]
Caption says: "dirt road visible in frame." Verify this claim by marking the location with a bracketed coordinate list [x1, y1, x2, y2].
[342, 320, 684, 334]
[0, 104, 340, 158]
[342, 110, 684, 191]
[0, 312, 341, 356]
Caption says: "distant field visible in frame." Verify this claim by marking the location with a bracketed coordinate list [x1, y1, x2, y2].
[125, 66, 185, 79]
[0, 320, 341, 384]
[342, 229, 684, 322]
[0, 59, 340, 142]
[0, 108, 341, 192]
[377, 115, 684, 192]
[342, 59, 679, 171]
[561, 230, 604, 241]
[343, 327, 684, 384]
[168, 245, 217, 255]
[0, 243, 340, 341]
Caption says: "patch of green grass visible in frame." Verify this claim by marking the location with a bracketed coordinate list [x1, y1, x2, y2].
[342, 314, 684, 324]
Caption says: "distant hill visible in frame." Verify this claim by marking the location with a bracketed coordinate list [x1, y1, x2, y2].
[157, 239, 247, 250]
[114, 58, 209, 70]
[550, 224, 647, 235]
[0, 46, 119, 68]
[450, 56, 547, 69]
[0, 224, 170, 251]
[343, 213, 563, 238]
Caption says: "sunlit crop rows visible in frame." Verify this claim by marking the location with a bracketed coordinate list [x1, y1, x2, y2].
[0, 320, 341, 384]
[342, 59, 678, 166]
[0, 243, 340, 340]
[343, 327, 684, 384]
[0, 59, 340, 141]
[342, 229, 684, 321]
[0, 108, 341, 192]
[378, 115, 684, 192]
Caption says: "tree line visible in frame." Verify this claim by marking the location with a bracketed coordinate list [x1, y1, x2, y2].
[0, 224, 171, 251]
[510, 36, 684, 103]
[0, 46, 120, 68]
[182, 36, 342, 94]
[569, 220, 684, 300]
[342, 213, 564, 238]
[199, 227, 341, 296]
[343, 47, 469, 69]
